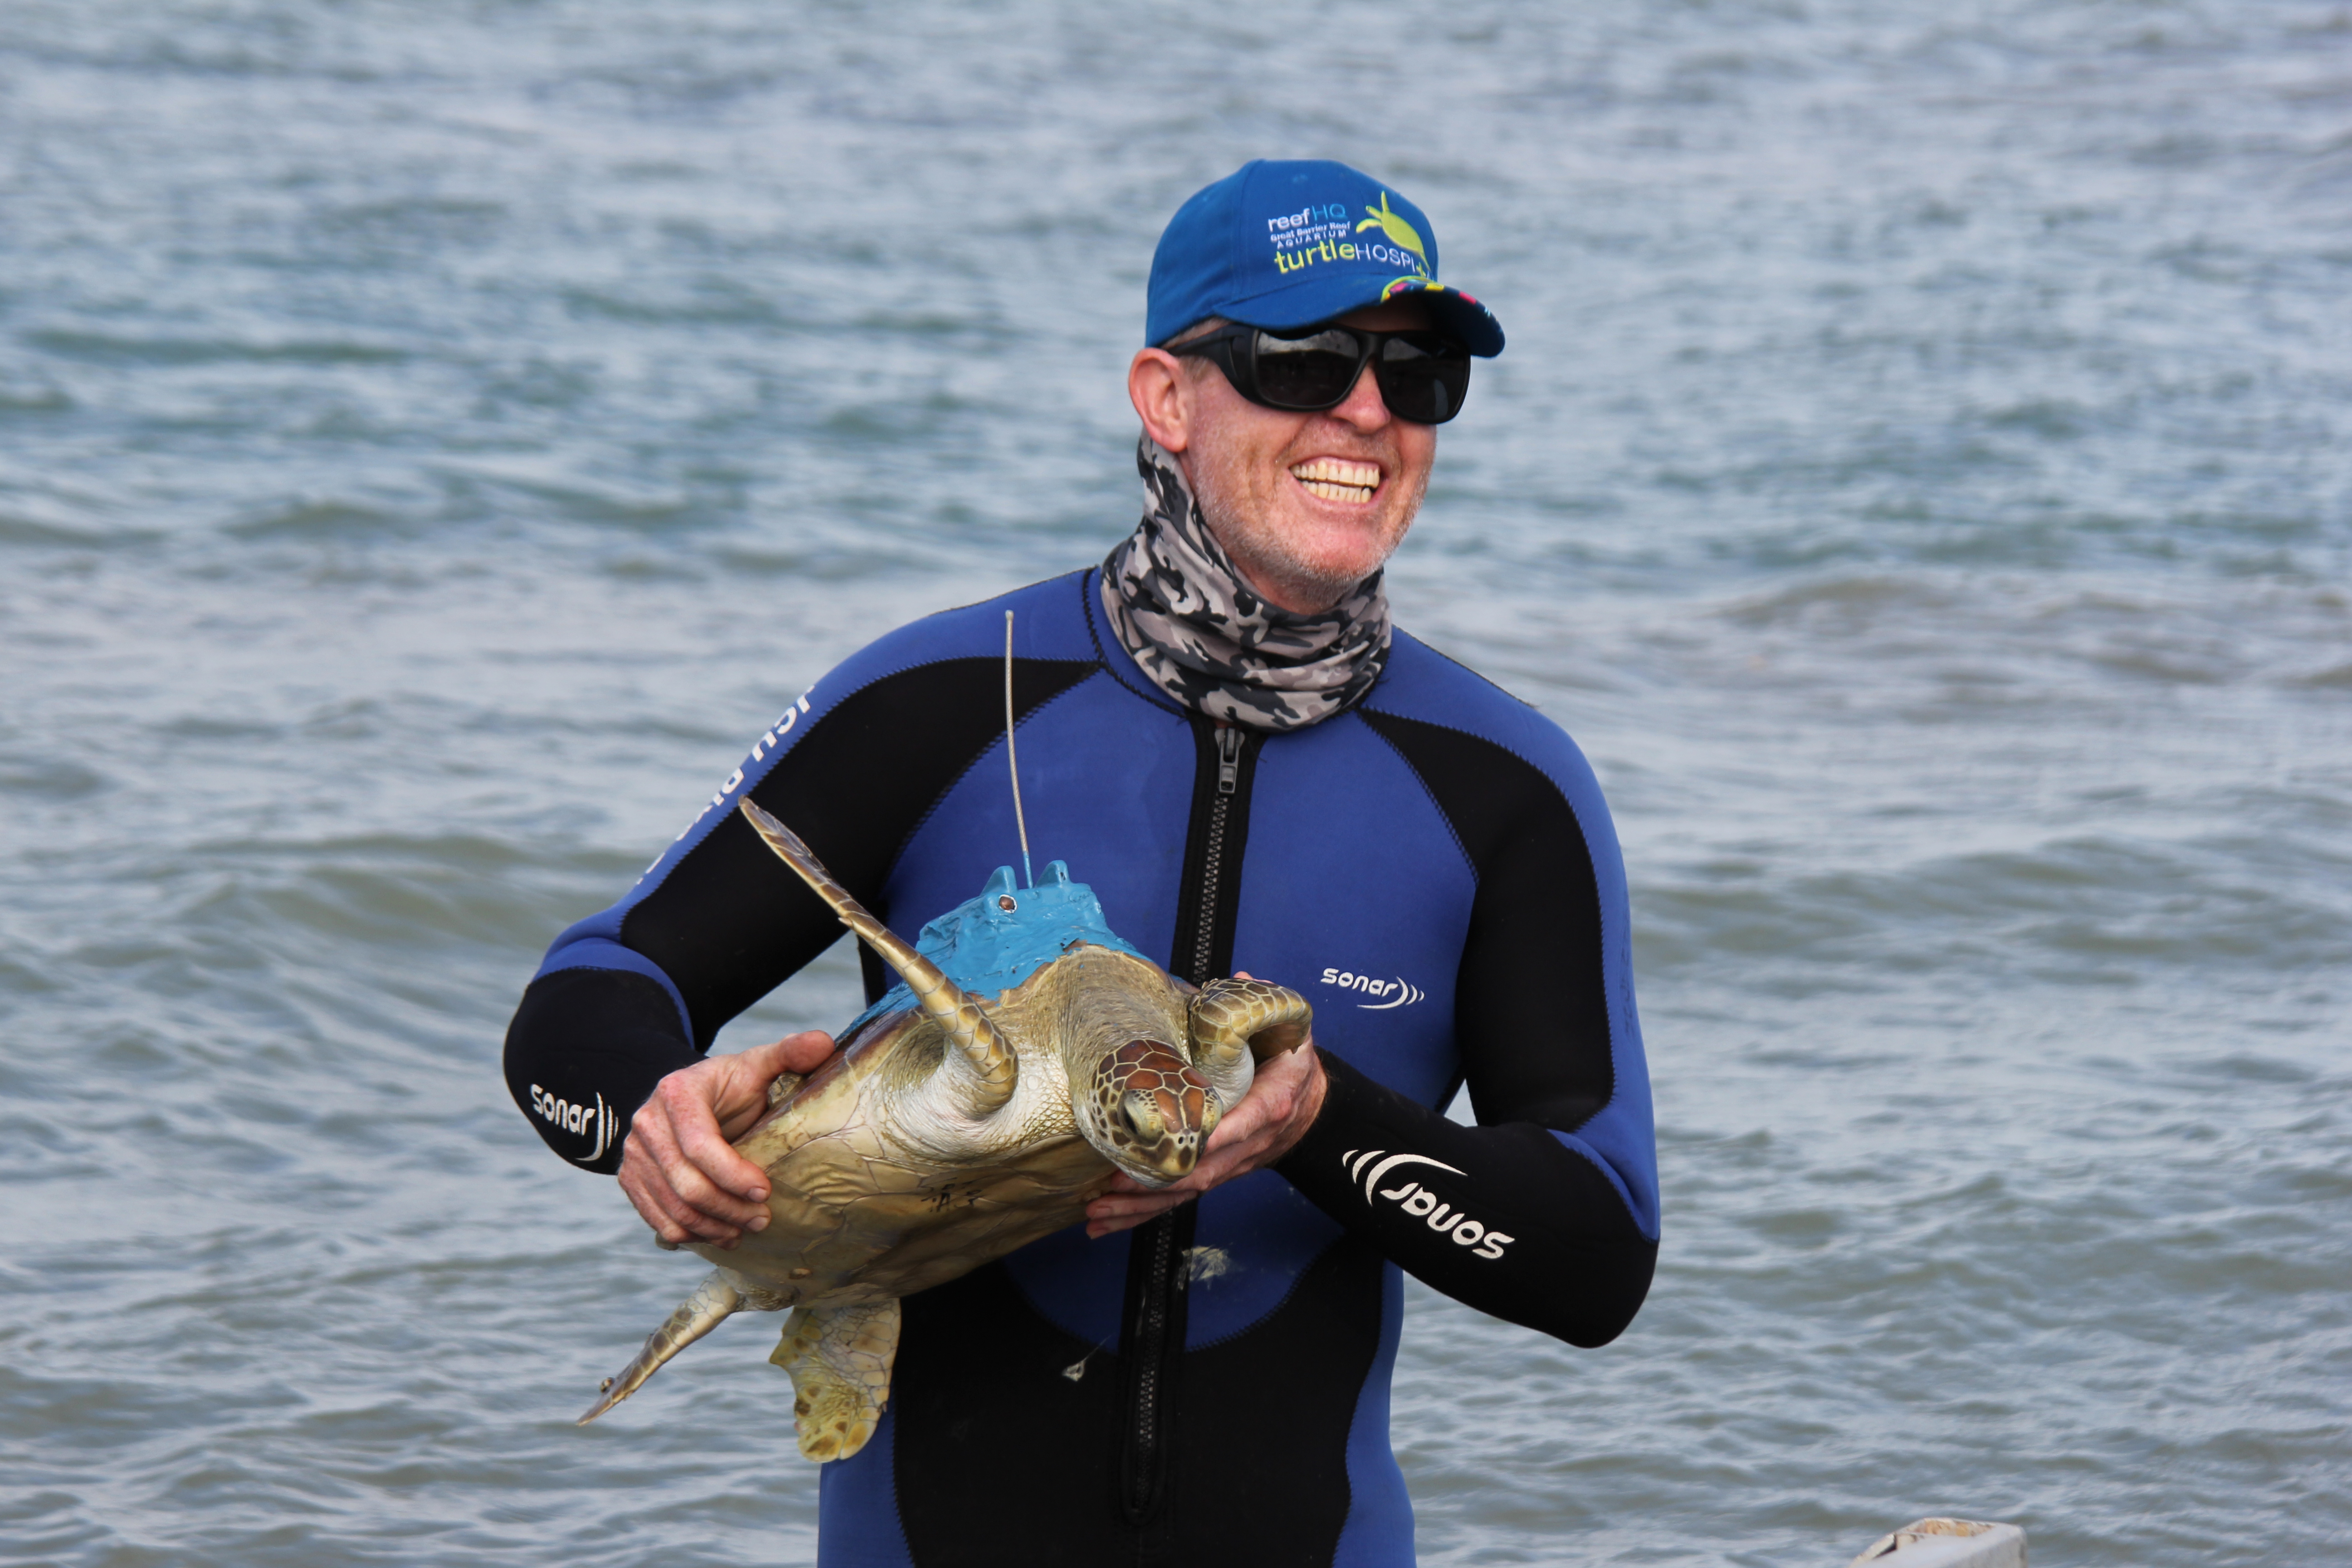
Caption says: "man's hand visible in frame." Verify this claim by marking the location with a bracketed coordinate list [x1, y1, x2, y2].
[1083, 991, 1328, 1240]
[617, 1031, 835, 1250]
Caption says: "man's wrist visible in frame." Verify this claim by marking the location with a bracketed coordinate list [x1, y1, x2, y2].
[1273, 1045, 1329, 1158]
[1274, 1046, 1372, 1181]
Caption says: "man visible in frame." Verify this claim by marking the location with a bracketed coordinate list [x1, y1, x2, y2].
[506, 159, 1658, 1567]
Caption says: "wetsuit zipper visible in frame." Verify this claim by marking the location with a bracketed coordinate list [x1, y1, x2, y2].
[1117, 1198, 1191, 1529]
[1190, 724, 1243, 981]
[1119, 717, 1257, 1550]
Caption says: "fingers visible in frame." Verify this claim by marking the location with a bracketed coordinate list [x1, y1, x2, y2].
[755, 1029, 838, 1077]
[616, 1058, 782, 1250]
[709, 1030, 837, 1140]
[1200, 1040, 1321, 1161]
[1085, 1190, 1192, 1238]
[619, 1132, 736, 1247]
[610, 1035, 836, 1251]
[669, 1099, 774, 1213]
[1084, 1163, 1210, 1238]
[1086, 1170, 1203, 1235]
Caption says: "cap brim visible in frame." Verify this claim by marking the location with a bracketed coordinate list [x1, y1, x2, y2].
[1218, 275, 1504, 358]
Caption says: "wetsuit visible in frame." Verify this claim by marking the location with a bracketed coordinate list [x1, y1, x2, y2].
[505, 568, 1659, 1567]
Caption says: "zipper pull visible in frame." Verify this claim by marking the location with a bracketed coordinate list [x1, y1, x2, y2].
[1215, 725, 1242, 794]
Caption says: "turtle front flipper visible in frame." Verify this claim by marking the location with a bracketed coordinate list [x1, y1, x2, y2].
[739, 798, 1017, 1117]
[771, 1299, 901, 1462]
[1187, 979, 1313, 1110]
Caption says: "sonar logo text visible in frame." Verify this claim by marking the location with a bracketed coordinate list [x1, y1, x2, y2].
[1343, 1149, 1514, 1260]
[1320, 966, 1426, 1010]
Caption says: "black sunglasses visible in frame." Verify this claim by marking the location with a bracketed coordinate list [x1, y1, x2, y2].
[1169, 322, 1473, 426]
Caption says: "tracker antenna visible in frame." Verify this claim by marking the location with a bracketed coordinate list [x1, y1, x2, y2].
[1004, 611, 1034, 889]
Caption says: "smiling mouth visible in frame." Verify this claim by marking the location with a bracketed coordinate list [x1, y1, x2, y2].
[1289, 457, 1381, 504]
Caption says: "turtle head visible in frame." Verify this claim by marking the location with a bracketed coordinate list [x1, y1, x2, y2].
[1081, 1038, 1221, 1186]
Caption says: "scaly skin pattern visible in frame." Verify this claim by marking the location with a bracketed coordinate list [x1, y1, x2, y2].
[740, 797, 1016, 1106]
[772, 1299, 900, 1461]
[1187, 977, 1315, 1109]
[1191, 976, 1314, 1062]
[576, 1271, 749, 1424]
[1090, 1040, 1214, 1176]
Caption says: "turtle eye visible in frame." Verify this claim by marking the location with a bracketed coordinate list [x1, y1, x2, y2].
[1120, 1089, 1165, 1143]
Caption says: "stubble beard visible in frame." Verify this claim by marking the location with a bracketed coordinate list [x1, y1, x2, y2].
[1184, 442, 1428, 616]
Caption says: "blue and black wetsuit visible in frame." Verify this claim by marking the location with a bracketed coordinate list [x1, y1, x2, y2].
[505, 568, 1659, 1568]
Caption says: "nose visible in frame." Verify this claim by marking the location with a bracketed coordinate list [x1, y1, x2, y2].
[1326, 361, 1395, 433]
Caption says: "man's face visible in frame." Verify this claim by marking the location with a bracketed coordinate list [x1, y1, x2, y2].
[1170, 300, 1441, 615]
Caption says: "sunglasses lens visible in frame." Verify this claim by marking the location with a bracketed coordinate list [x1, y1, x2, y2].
[1372, 334, 1471, 424]
[1249, 329, 1366, 410]
[1227, 327, 1471, 423]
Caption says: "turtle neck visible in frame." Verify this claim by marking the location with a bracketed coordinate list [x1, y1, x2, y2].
[1099, 436, 1392, 733]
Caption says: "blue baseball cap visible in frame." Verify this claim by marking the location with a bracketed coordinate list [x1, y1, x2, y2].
[1146, 159, 1504, 357]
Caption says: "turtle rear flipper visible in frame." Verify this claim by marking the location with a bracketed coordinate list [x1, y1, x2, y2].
[578, 1269, 745, 1425]
[772, 1299, 901, 1461]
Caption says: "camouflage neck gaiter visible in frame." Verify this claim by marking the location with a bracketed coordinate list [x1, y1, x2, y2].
[1099, 436, 1392, 733]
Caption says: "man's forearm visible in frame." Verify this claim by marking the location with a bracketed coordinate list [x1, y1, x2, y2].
[505, 966, 700, 1174]
[1277, 1052, 1656, 1348]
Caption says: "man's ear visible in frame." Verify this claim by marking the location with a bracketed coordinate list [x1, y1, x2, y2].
[1128, 348, 1192, 455]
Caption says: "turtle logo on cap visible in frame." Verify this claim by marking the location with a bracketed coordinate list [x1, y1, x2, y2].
[1355, 192, 1427, 265]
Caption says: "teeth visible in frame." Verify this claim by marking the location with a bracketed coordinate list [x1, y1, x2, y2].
[1289, 458, 1380, 500]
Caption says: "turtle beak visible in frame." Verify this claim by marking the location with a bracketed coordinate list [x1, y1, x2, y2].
[1093, 1040, 1220, 1184]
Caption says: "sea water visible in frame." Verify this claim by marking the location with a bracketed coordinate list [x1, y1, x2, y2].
[1, 2, 2346, 1563]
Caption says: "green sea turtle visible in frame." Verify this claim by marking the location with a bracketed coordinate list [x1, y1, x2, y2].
[577, 796, 1313, 1460]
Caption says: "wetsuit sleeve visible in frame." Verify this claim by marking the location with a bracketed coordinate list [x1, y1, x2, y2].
[1279, 1057, 1655, 1347]
[502, 650, 1101, 1173]
[1277, 707, 1660, 1348]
